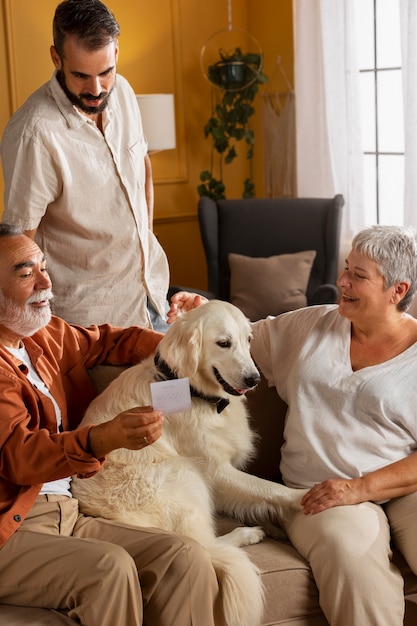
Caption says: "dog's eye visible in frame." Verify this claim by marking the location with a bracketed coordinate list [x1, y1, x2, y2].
[217, 340, 231, 348]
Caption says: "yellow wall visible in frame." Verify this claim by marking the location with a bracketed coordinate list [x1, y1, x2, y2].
[0, 2, 10, 211]
[0, 0, 293, 290]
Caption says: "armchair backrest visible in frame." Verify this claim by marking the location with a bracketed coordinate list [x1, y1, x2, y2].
[198, 195, 344, 304]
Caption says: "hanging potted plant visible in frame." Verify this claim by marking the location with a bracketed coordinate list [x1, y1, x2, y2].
[198, 47, 268, 201]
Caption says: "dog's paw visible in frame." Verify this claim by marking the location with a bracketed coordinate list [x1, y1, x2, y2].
[239, 525, 265, 546]
[217, 525, 265, 547]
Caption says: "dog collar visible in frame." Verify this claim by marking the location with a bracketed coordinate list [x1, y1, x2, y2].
[153, 354, 230, 414]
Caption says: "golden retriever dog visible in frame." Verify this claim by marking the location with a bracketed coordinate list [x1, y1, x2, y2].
[72, 300, 304, 626]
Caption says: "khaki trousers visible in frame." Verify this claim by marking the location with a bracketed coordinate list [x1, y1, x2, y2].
[0, 495, 225, 626]
[283, 494, 417, 626]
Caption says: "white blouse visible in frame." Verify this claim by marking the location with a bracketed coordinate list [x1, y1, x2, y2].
[251, 305, 417, 488]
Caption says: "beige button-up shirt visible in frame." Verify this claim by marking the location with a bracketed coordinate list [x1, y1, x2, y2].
[1, 73, 170, 328]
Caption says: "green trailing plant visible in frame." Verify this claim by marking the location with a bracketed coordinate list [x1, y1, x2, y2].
[198, 47, 268, 201]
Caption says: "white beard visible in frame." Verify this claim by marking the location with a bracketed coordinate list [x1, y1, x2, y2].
[0, 289, 53, 337]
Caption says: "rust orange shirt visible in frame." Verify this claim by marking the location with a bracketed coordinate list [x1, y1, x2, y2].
[0, 316, 162, 547]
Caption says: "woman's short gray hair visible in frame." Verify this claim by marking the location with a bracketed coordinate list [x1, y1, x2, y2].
[351, 225, 417, 311]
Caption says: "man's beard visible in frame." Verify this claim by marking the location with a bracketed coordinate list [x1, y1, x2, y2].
[0, 290, 53, 337]
[57, 70, 114, 114]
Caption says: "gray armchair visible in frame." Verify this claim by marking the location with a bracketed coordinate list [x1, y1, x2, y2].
[197, 195, 344, 307]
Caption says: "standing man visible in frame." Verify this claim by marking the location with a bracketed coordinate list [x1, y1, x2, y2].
[0, 223, 225, 626]
[1, 0, 170, 331]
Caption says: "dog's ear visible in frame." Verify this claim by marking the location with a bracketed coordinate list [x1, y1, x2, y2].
[159, 316, 202, 378]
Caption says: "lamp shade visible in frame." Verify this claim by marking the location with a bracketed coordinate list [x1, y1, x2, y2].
[136, 93, 176, 153]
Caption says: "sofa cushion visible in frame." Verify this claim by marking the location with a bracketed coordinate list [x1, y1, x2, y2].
[228, 250, 316, 321]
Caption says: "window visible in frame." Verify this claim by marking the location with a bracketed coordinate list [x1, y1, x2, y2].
[356, 0, 404, 225]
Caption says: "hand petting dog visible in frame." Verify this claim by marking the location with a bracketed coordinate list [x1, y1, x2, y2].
[167, 291, 208, 324]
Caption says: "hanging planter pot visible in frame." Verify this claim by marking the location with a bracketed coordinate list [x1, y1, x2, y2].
[217, 60, 246, 89]
[199, 46, 268, 200]
[205, 46, 263, 92]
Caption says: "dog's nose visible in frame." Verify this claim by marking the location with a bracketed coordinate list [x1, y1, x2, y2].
[245, 372, 261, 389]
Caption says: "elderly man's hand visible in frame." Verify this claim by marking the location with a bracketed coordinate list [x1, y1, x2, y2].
[167, 291, 209, 324]
[300, 477, 364, 514]
[88, 406, 164, 458]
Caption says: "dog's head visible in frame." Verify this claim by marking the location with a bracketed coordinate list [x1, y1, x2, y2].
[156, 300, 260, 398]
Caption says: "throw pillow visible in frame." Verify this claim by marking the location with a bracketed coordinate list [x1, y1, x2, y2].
[228, 250, 317, 321]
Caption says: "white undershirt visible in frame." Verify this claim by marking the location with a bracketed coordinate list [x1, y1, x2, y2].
[7, 344, 72, 497]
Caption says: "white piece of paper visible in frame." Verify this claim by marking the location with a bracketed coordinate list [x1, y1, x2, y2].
[150, 378, 192, 415]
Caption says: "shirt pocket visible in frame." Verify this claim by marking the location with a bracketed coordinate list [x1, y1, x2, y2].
[127, 134, 147, 190]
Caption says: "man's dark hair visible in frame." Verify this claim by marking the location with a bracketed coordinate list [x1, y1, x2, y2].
[0, 223, 23, 238]
[53, 0, 120, 58]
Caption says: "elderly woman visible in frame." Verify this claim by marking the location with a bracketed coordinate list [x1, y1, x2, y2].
[169, 225, 417, 626]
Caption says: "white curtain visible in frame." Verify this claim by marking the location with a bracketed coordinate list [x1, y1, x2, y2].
[262, 91, 297, 198]
[400, 0, 417, 227]
[293, 0, 367, 265]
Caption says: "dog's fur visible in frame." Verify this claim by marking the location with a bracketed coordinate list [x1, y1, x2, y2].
[72, 300, 305, 626]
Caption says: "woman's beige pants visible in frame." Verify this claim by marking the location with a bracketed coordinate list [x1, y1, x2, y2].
[284, 492, 417, 626]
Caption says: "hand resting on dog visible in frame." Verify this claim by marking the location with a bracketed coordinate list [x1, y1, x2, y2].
[167, 291, 208, 324]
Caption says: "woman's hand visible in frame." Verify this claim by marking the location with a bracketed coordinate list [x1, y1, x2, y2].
[301, 454, 417, 514]
[167, 291, 209, 324]
[300, 477, 364, 514]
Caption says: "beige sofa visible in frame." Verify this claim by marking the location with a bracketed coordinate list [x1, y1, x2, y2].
[1, 373, 417, 625]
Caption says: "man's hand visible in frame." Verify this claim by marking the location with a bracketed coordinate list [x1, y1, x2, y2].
[88, 406, 163, 458]
[300, 477, 364, 515]
[167, 291, 208, 324]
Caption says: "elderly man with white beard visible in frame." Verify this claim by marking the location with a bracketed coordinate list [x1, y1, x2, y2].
[0, 223, 226, 626]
